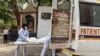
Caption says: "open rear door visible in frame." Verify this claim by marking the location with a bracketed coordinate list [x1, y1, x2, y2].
[50, 9, 71, 49]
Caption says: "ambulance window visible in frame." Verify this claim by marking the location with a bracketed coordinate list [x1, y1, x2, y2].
[80, 2, 100, 26]
[92, 5, 100, 26]
[57, 0, 70, 11]
[80, 3, 91, 26]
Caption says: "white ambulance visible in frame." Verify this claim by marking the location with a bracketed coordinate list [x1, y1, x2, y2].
[52, 0, 100, 56]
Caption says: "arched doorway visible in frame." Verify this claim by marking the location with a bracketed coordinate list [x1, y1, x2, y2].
[25, 15, 35, 37]
[25, 15, 34, 31]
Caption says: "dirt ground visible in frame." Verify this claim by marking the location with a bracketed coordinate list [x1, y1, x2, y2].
[0, 36, 49, 56]
[0, 36, 15, 56]
[0, 44, 15, 56]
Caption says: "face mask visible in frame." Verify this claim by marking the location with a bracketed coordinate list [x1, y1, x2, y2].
[25, 27, 27, 30]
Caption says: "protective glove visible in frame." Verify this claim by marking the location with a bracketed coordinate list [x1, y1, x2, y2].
[25, 37, 29, 42]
